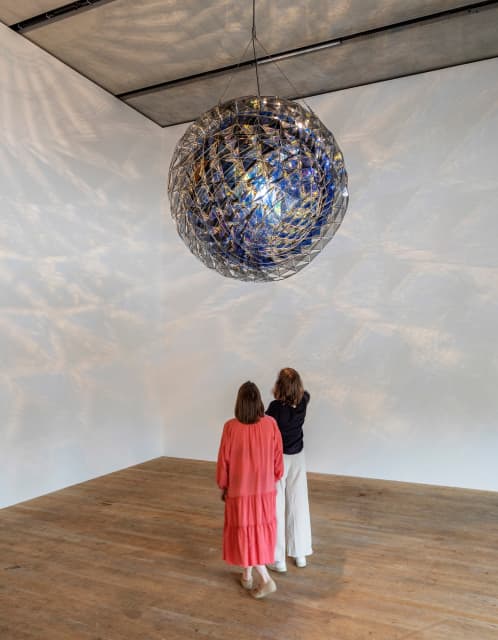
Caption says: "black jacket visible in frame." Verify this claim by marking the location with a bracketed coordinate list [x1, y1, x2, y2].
[266, 391, 310, 455]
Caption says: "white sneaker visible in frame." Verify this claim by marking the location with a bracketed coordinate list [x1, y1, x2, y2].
[267, 561, 287, 573]
[295, 556, 307, 568]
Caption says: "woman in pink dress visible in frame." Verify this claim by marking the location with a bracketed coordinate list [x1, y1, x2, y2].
[216, 381, 283, 598]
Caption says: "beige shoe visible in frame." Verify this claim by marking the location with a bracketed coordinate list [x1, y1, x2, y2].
[251, 578, 277, 599]
[295, 556, 307, 568]
[240, 575, 253, 590]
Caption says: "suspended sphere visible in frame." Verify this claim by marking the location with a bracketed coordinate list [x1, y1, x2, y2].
[168, 96, 349, 282]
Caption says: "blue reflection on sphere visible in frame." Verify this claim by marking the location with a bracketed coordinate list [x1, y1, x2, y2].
[168, 96, 348, 282]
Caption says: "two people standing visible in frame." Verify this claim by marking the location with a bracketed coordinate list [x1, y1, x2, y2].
[216, 368, 312, 599]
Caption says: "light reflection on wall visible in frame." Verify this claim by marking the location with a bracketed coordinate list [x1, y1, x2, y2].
[2, 21, 498, 502]
[0, 24, 165, 508]
[159, 58, 498, 491]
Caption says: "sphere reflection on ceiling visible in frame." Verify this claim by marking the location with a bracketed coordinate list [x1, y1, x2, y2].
[168, 95, 348, 282]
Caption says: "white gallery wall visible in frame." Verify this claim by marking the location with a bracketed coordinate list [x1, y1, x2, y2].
[2, 21, 497, 508]
[160, 57, 498, 491]
[0, 24, 165, 508]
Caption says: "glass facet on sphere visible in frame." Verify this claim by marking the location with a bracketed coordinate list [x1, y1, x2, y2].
[168, 96, 349, 282]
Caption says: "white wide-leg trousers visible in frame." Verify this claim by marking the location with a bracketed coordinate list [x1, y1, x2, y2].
[275, 451, 313, 563]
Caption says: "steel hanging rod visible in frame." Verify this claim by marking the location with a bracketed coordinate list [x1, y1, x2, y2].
[258, 40, 341, 65]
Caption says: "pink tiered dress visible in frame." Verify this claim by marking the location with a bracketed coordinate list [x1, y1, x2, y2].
[216, 415, 283, 566]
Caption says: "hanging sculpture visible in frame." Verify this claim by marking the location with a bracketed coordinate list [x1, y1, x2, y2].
[168, 95, 348, 282]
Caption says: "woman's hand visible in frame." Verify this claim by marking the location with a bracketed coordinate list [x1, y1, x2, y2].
[221, 488, 227, 502]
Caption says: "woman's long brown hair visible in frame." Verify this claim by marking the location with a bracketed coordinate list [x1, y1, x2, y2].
[235, 381, 265, 424]
[273, 368, 304, 406]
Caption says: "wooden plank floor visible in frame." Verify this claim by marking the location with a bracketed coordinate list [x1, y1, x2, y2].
[1, 457, 497, 640]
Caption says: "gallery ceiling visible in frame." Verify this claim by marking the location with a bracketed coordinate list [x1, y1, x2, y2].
[1, 0, 498, 127]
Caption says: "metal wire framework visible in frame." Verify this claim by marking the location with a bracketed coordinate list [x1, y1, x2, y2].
[168, 95, 348, 281]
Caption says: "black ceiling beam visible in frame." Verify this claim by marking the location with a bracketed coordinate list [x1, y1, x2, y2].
[117, 0, 497, 101]
[10, 0, 116, 32]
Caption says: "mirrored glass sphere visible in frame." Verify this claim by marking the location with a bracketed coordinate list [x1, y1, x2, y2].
[168, 96, 348, 282]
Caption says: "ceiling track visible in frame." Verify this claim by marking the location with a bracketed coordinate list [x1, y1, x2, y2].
[10, 0, 116, 31]
[116, 0, 498, 101]
[7, 0, 498, 119]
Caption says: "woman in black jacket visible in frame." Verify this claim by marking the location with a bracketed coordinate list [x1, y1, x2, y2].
[266, 368, 313, 572]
